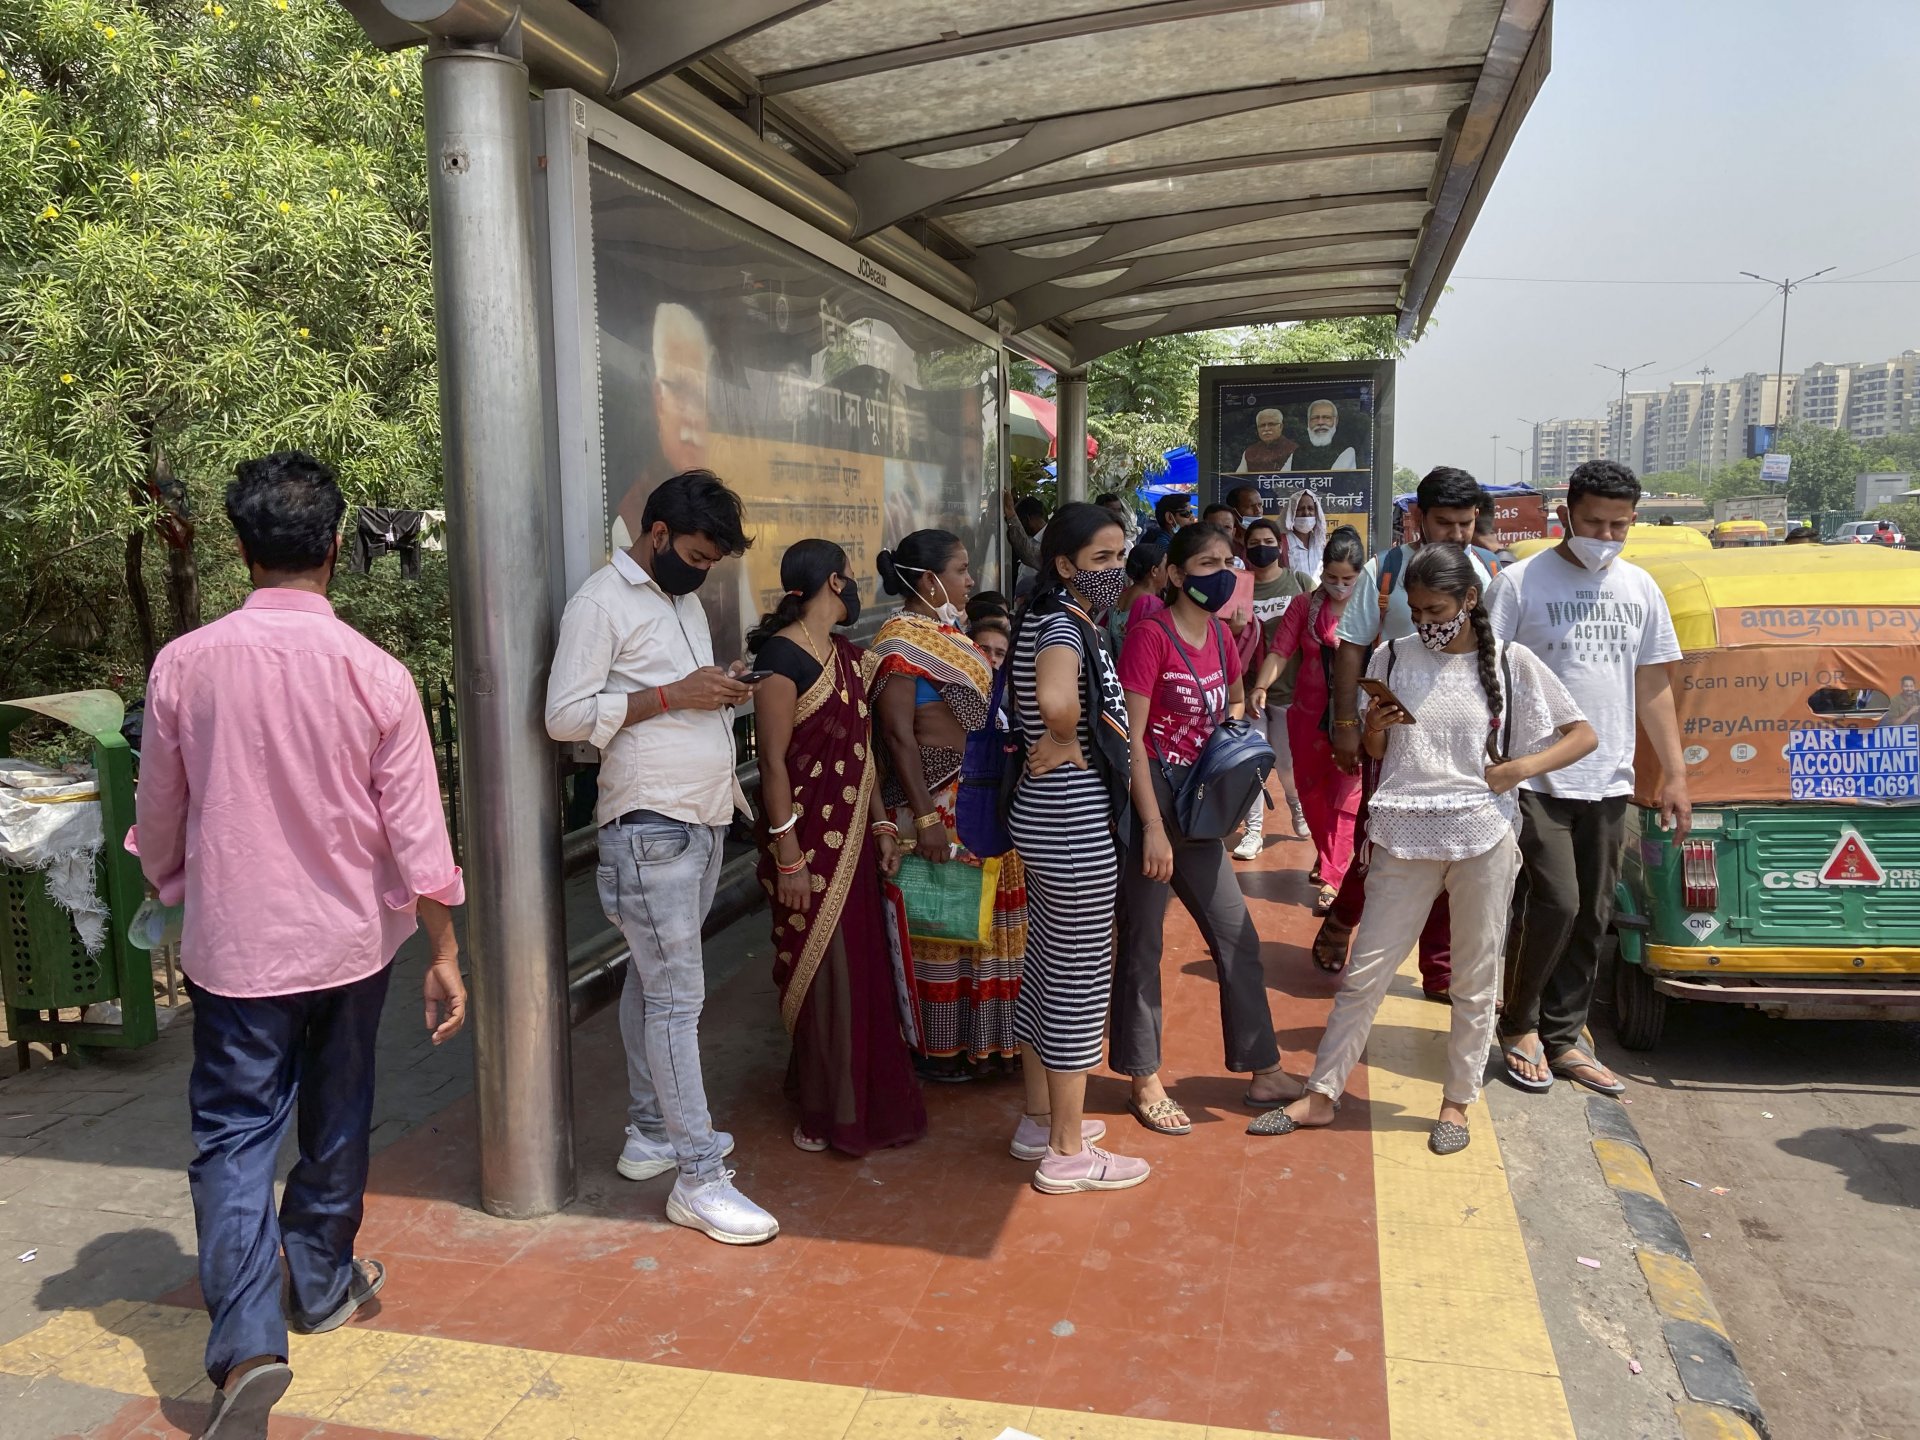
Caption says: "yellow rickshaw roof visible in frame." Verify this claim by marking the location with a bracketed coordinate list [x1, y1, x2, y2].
[1509, 523, 1710, 562]
[1636, 544, 1920, 649]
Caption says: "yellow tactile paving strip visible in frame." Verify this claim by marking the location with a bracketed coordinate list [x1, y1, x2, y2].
[0, 1297, 1314, 1439]
[0, 954, 1578, 1440]
[1366, 954, 1579, 1440]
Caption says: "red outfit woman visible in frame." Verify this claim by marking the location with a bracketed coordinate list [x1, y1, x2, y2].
[1270, 592, 1362, 890]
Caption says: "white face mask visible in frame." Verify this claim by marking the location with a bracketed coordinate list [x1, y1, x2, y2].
[902, 566, 962, 625]
[1567, 535, 1624, 571]
[1292, 516, 1314, 535]
[1322, 579, 1355, 600]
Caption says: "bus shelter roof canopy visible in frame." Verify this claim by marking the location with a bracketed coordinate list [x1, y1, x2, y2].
[348, 0, 1550, 365]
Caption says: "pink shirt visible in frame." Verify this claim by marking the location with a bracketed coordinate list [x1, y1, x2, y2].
[133, 589, 464, 998]
[1119, 612, 1243, 767]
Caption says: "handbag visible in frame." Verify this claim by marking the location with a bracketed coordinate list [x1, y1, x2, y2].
[1151, 616, 1276, 841]
[893, 852, 1002, 946]
[956, 658, 1018, 858]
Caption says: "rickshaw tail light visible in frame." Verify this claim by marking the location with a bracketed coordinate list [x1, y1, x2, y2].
[1681, 839, 1718, 910]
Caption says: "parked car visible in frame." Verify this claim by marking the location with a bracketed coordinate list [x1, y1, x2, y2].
[1829, 519, 1904, 546]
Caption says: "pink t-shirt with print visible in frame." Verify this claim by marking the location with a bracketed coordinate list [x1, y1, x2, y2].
[1119, 612, 1243, 766]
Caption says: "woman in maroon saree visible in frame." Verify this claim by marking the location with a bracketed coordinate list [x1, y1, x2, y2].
[750, 540, 927, 1156]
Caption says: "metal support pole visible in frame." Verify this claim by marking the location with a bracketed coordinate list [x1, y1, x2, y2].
[1058, 368, 1090, 505]
[423, 38, 575, 1218]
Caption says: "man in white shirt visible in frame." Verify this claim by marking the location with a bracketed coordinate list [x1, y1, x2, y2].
[546, 470, 778, 1245]
[1314, 467, 1493, 989]
[1486, 460, 1691, 1096]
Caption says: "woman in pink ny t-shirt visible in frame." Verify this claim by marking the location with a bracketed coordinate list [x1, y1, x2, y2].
[1113, 523, 1296, 1137]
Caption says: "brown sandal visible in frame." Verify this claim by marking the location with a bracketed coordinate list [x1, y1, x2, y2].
[1311, 917, 1352, 973]
[1127, 1096, 1192, 1135]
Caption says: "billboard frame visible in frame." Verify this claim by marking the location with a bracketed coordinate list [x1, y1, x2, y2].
[536, 88, 1007, 601]
[1196, 360, 1396, 549]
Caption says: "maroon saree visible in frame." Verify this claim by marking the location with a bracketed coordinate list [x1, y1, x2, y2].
[760, 633, 927, 1156]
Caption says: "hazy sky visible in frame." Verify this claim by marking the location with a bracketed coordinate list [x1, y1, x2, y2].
[1395, 0, 1920, 483]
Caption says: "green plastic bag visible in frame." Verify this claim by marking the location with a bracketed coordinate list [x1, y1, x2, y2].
[893, 853, 1000, 946]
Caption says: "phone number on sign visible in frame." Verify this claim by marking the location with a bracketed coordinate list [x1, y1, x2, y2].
[1789, 774, 1920, 801]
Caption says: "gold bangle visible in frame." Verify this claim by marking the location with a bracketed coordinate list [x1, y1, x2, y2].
[914, 812, 944, 831]
[1331, 717, 1360, 730]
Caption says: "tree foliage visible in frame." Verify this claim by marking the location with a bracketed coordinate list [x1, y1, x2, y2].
[0, 0, 441, 694]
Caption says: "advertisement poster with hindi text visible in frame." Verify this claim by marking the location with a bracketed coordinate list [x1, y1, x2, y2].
[1198, 362, 1394, 555]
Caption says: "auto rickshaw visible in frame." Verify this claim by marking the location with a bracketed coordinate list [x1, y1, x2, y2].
[1610, 545, 1920, 1048]
[1709, 518, 1773, 548]
[1509, 523, 1710, 563]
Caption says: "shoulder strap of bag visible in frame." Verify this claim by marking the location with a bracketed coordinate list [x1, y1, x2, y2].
[1470, 543, 1504, 578]
[1374, 545, 1408, 645]
[1499, 639, 1516, 761]
[1385, 632, 1400, 685]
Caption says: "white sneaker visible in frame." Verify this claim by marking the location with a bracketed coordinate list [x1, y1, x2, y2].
[1009, 1114, 1107, 1161]
[617, 1125, 735, 1181]
[1231, 830, 1263, 861]
[665, 1170, 779, 1245]
[1287, 801, 1308, 838]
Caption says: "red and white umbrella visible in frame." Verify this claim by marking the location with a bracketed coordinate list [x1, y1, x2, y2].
[1008, 390, 1099, 463]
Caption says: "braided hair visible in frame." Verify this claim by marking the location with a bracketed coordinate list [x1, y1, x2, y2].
[1403, 543, 1504, 762]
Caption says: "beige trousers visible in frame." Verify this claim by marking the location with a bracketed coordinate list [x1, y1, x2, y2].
[1305, 831, 1522, 1108]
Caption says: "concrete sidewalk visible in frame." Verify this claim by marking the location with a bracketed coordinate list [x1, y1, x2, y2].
[0, 831, 1716, 1439]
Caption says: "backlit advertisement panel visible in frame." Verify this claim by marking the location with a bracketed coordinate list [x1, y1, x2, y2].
[586, 145, 997, 664]
[1198, 362, 1395, 553]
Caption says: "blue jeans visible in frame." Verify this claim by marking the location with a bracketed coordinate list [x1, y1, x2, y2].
[184, 965, 390, 1386]
[597, 813, 727, 1181]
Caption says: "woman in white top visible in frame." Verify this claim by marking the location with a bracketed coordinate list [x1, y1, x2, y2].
[1281, 488, 1328, 583]
[1249, 544, 1596, 1156]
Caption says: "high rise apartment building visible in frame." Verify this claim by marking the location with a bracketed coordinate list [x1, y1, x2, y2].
[1531, 350, 1917, 484]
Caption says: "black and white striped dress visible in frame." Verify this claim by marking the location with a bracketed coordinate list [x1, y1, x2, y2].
[1007, 610, 1123, 1073]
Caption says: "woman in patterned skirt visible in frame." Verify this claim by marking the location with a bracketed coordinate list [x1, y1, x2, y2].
[867, 530, 1027, 1081]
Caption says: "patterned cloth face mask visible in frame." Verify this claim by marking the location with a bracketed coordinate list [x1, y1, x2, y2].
[1416, 608, 1471, 652]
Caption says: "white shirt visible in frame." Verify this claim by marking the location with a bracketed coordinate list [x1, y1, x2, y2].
[1364, 637, 1584, 860]
[1484, 548, 1682, 800]
[545, 548, 746, 828]
[1335, 544, 1494, 649]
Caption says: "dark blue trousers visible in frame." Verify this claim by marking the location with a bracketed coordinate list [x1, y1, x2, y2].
[185, 965, 390, 1385]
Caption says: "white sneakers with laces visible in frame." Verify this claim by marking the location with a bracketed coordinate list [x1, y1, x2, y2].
[1231, 830, 1263, 861]
[666, 1169, 780, 1245]
[617, 1125, 734, 1182]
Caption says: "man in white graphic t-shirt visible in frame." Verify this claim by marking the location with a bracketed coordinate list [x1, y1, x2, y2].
[1486, 460, 1691, 1097]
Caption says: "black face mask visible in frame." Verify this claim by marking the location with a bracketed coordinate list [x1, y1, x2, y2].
[836, 575, 862, 628]
[1246, 543, 1282, 570]
[650, 533, 709, 596]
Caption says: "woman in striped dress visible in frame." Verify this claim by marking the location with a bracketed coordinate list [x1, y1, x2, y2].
[1006, 504, 1149, 1194]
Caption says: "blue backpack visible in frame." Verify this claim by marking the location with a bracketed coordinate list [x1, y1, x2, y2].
[955, 659, 1018, 858]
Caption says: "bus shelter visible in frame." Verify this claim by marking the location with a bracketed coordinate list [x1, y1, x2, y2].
[330, 0, 1553, 1216]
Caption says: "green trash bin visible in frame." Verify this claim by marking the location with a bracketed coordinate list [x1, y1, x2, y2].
[0, 690, 156, 1067]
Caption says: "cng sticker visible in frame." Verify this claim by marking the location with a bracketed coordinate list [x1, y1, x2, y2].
[1820, 830, 1885, 886]
[1682, 913, 1721, 943]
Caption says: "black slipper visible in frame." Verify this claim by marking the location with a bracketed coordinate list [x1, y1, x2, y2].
[200, 1362, 292, 1439]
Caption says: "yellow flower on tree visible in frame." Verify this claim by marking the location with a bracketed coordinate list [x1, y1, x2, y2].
[298, 327, 310, 338]
[278, 200, 291, 213]
[38, 204, 59, 220]
[60, 373, 75, 384]
[328, 186, 341, 200]
[128, 170, 144, 188]
[102, 24, 116, 37]
[388, 85, 400, 99]
[250, 94, 262, 107]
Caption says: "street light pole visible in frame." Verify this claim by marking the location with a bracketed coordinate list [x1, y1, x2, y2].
[1740, 267, 1835, 428]
[1695, 365, 1714, 491]
[1518, 417, 1547, 483]
[1595, 361, 1657, 465]
[1508, 445, 1529, 485]
[1490, 433, 1500, 485]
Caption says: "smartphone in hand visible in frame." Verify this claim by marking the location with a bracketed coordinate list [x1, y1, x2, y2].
[1359, 677, 1415, 722]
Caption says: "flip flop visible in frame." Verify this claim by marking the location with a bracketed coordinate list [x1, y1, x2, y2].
[1550, 1050, 1627, 1097]
[1502, 1041, 1554, 1092]
[1128, 1096, 1192, 1135]
[291, 1258, 384, 1336]
[200, 1361, 292, 1439]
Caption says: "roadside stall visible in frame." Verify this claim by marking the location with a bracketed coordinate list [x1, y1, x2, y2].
[1610, 546, 1920, 1047]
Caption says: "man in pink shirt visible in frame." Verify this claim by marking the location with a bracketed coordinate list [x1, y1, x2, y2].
[134, 451, 466, 1440]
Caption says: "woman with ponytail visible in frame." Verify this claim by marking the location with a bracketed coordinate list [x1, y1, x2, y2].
[866, 530, 1027, 1079]
[1249, 543, 1595, 1157]
[749, 540, 927, 1156]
